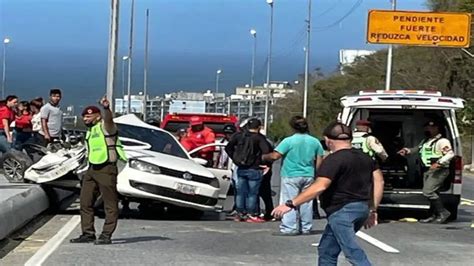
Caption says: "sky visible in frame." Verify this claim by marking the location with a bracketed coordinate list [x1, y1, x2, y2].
[1, 0, 428, 108]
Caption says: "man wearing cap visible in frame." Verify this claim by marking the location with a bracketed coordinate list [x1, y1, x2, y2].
[180, 116, 215, 163]
[352, 120, 388, 162]
[70, 97, 127, 245]
[176, 127, 187, 142]
[398, 120, 454, 224]
[272, 121, 384, 265]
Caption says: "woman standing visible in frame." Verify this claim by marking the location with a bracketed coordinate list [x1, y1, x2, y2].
[30, 99, 43, 145]
[14, 101, 33, 149]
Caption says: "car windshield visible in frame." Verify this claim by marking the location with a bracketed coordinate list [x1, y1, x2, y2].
[117, 123, 189, 159]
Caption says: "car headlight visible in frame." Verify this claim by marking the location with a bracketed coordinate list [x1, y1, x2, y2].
[129, 159, 161, 174]
[209, 178, 220, 188]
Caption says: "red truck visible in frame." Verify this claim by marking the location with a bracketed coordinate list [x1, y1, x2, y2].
[161, 113, 239, 138]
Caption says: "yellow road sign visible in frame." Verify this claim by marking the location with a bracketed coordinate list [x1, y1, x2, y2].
[367, 10, 471, 48]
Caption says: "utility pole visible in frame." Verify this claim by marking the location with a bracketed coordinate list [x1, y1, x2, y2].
[461, 48, 474, 171]
[385, 0, 396, 91]
[264, 0, 274, 134]
[303, 0, 312, 118]
[250, 29, 257, 117]
[143, 8, 150, 120]
[106, 0, 120, 113]
[1, 38, 10, 99]
[127, 0, 135, 114]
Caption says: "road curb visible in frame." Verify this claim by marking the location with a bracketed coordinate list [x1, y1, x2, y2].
[0, 184, 49, 240]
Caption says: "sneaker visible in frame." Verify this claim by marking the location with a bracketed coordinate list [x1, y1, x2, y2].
[246, 215, 265, 223]
[233, 213, 247, 222]
[70, 234, 96, 243]
[94, 234, 112, 245]
[272, 231, 300, 236]
[263, 214, 276, 222]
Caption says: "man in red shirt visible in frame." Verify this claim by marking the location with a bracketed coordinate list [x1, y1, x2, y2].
[0, 95, 18, 153]
[180, 116, 216, 163]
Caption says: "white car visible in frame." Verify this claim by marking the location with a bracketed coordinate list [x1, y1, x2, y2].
[7, 114, 232, 215]
[339, 90, 464, 219]
[114, 115, 232, 212]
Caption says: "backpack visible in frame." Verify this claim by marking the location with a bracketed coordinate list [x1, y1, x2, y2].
[232, 132, 257, 167]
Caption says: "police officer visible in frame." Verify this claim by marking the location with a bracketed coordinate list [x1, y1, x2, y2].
[398, 120, 454, 224]
[352, 120, 388, 162]
[70, 97, 126, 245]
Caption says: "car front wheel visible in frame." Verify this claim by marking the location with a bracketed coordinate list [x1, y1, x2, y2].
[2, 150, 33, 183]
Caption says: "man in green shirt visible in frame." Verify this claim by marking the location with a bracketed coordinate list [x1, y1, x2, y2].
[263, 116, 324, 235]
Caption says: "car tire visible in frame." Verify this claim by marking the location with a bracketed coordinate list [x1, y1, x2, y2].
[2, 150, 33, 183]
[167, 206, 204, 220]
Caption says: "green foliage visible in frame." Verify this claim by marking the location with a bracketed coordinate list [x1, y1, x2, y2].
[269, 0, 473, 144]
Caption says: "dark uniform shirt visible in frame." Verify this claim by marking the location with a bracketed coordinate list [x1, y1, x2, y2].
[318, 148, 378, 216]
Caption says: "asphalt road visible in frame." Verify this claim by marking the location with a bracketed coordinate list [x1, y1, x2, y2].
[2, 173, 474, 265]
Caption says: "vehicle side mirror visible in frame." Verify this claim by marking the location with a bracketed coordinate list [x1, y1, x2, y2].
[193, 158, 208, 166]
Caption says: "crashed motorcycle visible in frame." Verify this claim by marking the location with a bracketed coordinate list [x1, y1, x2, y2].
[2, 135, 87, 191]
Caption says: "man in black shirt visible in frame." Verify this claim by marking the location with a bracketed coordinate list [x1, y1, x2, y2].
[272, 122, 384, 266]
[226, 118, 271, 223]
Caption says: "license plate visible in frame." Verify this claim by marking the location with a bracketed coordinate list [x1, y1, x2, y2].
[176, 183, 197, 195]
[53, 164, 73, 177]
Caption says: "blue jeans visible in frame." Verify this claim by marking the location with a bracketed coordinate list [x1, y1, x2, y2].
[318, 201, 371, 266]
[14, 131, 32, 150]
[235, 168, 262, 215]
[280, 177, 314, 233]
[0, 134, 11, 153]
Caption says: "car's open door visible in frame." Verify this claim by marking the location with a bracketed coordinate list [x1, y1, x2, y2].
[189, 143, 232, 211]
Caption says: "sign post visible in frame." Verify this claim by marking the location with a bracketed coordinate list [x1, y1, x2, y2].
[367, 10, 471, 48]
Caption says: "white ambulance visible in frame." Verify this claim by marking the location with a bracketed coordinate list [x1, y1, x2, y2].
[339, 90, 465, 219]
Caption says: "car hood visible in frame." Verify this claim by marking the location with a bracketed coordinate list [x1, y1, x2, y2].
[125, 149, 215, 179]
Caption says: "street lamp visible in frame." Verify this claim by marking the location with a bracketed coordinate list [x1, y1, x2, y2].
[122, 56, 129, 98]
[249, 28, 257, 116]
[121, 56, 129, 114]
[215, 69, 222, 94]
[264, 0, 274, 134]
[2, 38, 11, 99]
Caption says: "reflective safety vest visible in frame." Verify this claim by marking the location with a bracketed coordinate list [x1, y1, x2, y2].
[419, 138, 442, 167]
[352, 134, 375, 158]
[86, 122, 127, 164]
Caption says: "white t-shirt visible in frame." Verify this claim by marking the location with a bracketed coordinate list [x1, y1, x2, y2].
[31, 113, 42, 132]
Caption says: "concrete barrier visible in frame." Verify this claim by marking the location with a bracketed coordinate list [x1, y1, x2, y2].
[0, 176, 49, 240]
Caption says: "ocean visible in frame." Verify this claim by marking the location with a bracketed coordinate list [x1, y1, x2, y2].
[3, 49, 337, 113]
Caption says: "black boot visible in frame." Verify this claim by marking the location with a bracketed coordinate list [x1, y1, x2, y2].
[432, 198, 450, 224]
[70, 234, 96, 243]
[419, 200, 437, 223]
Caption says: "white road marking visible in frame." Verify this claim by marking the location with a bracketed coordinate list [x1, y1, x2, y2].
[25, 215, 80, 266]
[461, 197, 474, 203]
[311, 232, 399, 254]
[356, 231, 400, 253]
